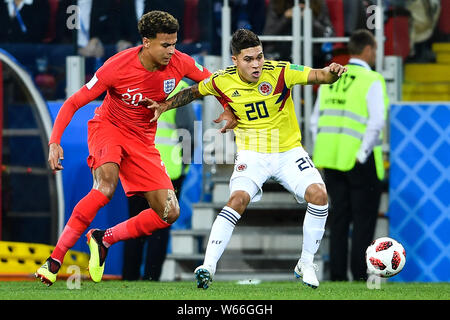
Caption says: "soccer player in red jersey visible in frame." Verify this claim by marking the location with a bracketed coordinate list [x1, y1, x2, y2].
[35, 11, 236, 286]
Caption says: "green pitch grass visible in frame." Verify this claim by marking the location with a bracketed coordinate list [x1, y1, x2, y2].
[0, 280, 448, 300]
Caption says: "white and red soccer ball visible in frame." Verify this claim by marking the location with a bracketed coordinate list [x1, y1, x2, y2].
[366, 237, 406, 278]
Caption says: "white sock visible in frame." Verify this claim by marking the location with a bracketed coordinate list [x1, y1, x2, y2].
[203, 206, 241, 274]
[300, 203, 328, 264]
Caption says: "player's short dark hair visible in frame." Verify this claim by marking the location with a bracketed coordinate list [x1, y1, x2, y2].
[348, 29, 376, 55]
[230, 28, 262, 55]
[138, 11, 179, 39]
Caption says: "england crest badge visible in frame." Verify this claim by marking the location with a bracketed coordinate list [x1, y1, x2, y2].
[163, 78, 176, 94]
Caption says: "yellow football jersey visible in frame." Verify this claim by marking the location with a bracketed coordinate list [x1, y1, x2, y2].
[199, 60, 311, 153]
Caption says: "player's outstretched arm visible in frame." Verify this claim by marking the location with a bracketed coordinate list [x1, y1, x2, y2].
[307, 63, 347, 85]
[142, 84, 238, 133]
[143, 84, 204, 122]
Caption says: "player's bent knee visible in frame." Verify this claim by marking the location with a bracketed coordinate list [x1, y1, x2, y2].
[227, 191, 250, 215]
[305, 183, 328, 206]
[96, 183, 117, 200]
[93, 164, 119, 199]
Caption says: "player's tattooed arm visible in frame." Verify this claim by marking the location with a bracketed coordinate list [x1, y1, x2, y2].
[166, 84, 202, 111]
[140, 84, 204, 123]
[141, 83, 237, 132]
[166, 84, 238, 133]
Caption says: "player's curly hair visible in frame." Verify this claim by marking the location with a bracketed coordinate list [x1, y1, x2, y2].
[230, 29, 262, 56]
[138, 11, 179, 39]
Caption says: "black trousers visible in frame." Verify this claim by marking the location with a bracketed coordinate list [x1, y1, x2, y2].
[122, 176, 184, 281]
[325, 153, 382, 281]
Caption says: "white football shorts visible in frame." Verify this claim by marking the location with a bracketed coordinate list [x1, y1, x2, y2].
[229, 147, 324, 203]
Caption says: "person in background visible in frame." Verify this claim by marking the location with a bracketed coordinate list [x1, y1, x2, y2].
[406, 0, 441, 62]
[197, 0, 267, 56]
[310, 29, 389, 281]
[263, 0, 334, 66]
[343, 0, 367, 36]
[117, 0, 186, 53]
[0, 0, 50, 43]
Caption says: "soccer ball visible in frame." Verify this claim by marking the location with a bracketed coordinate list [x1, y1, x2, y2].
[365, 237, 406, 278]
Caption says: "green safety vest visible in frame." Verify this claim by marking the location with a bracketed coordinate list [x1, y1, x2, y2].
[155, 80, 189, 180]
[312, 64, 389, 180]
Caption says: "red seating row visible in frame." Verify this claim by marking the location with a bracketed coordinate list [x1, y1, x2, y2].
[438, 0, 450, 34]
[327, 0, 411, 60]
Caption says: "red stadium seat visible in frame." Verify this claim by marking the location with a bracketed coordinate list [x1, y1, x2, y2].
[384, 15, 410, 60]
[183, 0, 200, 44]
[325, 0, 345, 50]
[438, 0, 450, 35]
[43, 0, 59, 43]
[330, 53, 349, 66]
[326, 0, 344, 37]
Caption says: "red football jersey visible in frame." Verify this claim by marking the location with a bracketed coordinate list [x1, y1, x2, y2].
[49, 45, 211, 145]
[89, 45, 211, 141]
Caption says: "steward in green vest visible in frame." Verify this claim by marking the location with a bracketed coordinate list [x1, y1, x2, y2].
[155, 80, 190, 180]
[312, 62, 388, 180]
[312, 29, 390, 282]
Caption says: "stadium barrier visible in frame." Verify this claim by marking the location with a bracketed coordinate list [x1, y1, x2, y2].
[0, 241, 89, 280]
[388, 102, 450, 282]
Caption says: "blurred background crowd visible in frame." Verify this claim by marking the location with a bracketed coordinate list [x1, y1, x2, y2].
[0, 0, 447, 101]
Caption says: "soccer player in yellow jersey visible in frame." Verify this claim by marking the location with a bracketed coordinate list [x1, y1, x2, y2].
[142, 29, 347, 289]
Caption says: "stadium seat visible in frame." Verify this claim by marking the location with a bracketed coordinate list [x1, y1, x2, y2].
[438, 0, 450, 35]
[325, 0, 345, 50]
[183, 0, 200, 44]
[43, 0, 59, 43]
[384, 14, 410, 60]
[330, 53, 349, 66]
[326, 0, 344, 37]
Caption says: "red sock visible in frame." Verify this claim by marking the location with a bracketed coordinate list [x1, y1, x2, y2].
[102, 208, 170, 247]
[51, 189, 109, 264]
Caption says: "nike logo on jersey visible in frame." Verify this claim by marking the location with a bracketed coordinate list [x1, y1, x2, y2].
[127, 88, 140, 92]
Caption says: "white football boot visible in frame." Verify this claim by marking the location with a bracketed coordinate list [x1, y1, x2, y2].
[194, 265, 214, 290]
[294, 261, 319, 289]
